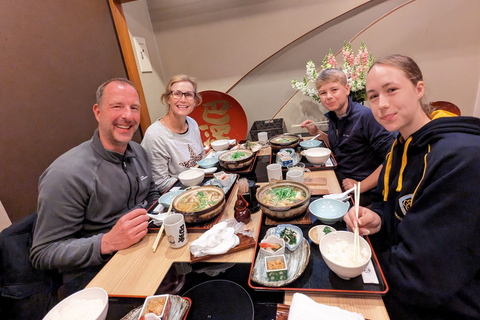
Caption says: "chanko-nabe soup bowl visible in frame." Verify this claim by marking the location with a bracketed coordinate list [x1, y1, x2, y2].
[269, 134, 300, 152]
[172, 186, 225, 223]
[257, 181, 311, 220]
[320, 231, 372, 280]
[218, 149, 254, 171]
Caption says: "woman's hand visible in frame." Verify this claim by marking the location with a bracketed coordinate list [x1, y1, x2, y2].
[300, 119, 322, 136]
[344, 206, 381, 236]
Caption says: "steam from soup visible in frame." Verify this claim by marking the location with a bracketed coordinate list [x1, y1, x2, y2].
[260, 186, 306, 207]
[176, 190, 223, 212]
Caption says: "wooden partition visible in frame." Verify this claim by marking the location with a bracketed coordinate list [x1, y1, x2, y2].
[0, 0, 131, 222]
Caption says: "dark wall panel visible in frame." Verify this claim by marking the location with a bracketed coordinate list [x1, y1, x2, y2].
[0, 1, 128, 222]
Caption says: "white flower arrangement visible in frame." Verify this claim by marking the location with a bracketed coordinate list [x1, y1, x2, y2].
[292, 42, 374, 103]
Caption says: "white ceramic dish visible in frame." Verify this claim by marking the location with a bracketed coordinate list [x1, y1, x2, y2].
[260, 235, 285, 256]
[251, 227, 310, 287]
[308, 225, 336, 245]
[139, 294, 171, 319]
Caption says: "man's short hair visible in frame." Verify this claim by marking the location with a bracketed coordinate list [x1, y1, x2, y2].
[96, 78, 138, 105]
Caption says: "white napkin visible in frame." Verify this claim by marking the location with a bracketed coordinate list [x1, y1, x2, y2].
[288, 293, 365, 320]
[190, 221, 240, 257]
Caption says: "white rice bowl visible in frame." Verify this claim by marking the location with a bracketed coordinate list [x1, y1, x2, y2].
[43, 287, 108, 320]
[319, 231, 371, 280]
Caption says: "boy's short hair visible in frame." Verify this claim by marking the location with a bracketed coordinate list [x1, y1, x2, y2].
[315, 68, 347, 89]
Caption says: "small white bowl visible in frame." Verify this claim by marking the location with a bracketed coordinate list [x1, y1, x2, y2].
[260, 235, 285, 256]
[308, 225, 336, 245]
[320, 231, 372, 280]
[139, 294, 172, 319]
[213, 171, 232, 187]
[43, 287, 108, 320]
[304, 147, 331, 165]
[178, 168, 205, 187]
[265, 254, 288, 282]
[210, 139, 230, 151]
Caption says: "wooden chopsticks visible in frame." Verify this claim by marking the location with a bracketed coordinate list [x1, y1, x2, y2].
[291, 121, 329, 128]
[152, 199, 175, 252]
[353, 182, 361, 264]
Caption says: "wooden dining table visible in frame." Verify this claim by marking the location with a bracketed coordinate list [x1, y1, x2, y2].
[87, 145, 390, 319]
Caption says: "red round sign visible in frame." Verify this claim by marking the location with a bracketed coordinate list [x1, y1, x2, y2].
[190, 90, 248, 147]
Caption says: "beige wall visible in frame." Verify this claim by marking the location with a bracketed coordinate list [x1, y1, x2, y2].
[124, 0, 480, 134]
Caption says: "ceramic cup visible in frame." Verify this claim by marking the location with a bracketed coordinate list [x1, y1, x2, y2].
[266, 163, 282, 183]
[258, 132, 268, 146]
[286, 169, 304, 183]
[163, 214, 188, 248]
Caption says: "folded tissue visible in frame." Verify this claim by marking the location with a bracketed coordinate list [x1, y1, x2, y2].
[288, 293, 365, 320]
[190, 221, 240, 258]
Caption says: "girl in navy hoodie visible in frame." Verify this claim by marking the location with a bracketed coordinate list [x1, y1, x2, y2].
[344, 54, 480, 320]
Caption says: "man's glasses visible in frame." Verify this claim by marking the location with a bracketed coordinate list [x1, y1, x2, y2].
[169, 90, 196, 101]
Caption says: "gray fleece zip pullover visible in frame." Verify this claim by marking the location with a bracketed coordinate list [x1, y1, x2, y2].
[30, 129, 159, 274]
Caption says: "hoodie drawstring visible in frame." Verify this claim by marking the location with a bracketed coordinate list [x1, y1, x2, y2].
[383, 140, 397, 201]
[383, 137, 413, 201]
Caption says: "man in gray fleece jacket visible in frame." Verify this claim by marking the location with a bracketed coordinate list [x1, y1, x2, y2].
[31, 78, 159, 290]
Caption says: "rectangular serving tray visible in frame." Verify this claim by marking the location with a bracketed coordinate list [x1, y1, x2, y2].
[248, 201, 389, 296]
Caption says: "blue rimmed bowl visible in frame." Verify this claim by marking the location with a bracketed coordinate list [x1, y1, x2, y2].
[158, 190, 185, 208]
[300, 140, 322, 149]
[309, 198, 349, 225]
[274, 224, 303, 251]
[197, 157, 219, 168]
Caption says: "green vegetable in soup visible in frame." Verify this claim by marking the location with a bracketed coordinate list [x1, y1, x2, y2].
[279, 228, 297, 246]
[230, 151, 246, 161]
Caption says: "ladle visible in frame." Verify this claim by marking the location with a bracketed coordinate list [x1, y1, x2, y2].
[323, 186, 355, 201]
[310, 133, 322, 141]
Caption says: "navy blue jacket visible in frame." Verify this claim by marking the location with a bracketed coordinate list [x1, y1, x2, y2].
[325, 97, 395, 181]
[370, 114, 480, 319]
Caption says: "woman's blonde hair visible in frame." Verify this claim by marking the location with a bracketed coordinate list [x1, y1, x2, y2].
[161, 74, 202, 108]
[368, 54, 432, 116]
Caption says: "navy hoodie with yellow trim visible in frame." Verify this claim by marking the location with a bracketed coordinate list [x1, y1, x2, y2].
[370, 113, 480, 319]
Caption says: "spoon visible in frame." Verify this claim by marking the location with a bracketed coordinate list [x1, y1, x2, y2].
[310, 133, 322, 141]
[323, 186, 355, 201]
[191, 167, 217, 174]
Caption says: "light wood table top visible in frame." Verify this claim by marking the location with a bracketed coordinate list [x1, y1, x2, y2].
[87, 148, 389, 319]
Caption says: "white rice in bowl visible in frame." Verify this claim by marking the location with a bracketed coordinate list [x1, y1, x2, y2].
[48, 298, 105, 320]
[324, 239, 370, 267]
